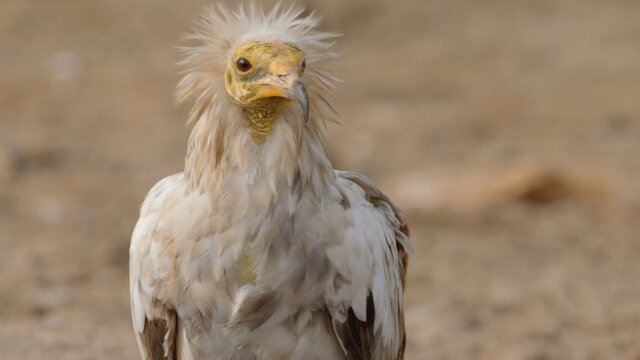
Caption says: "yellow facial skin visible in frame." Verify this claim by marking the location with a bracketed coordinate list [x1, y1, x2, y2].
[224, 42, 307, 141]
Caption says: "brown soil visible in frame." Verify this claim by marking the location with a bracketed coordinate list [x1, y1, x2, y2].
[2, 1, 640, 359]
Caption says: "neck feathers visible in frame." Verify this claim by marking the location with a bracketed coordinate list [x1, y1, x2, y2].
[184, 102, 335, 201]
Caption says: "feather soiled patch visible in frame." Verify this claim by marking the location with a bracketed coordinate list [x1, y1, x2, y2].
[227, 285, 281, 332]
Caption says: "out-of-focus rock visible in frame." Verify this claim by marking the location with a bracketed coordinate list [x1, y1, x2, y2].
[382, 164, 606, 213]
[456, 165, 606, 208]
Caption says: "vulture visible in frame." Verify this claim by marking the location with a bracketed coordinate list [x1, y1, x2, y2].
[129, 3, 413, 359]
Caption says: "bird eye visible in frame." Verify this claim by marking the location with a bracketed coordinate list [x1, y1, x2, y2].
[301, 60, 306, 74]
[236, 58, 252, 72]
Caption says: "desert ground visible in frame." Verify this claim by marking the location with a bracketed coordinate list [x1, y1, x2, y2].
[1, 0, 640, 359]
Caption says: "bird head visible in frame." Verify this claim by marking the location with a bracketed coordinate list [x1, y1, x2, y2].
[224, 41, 309, 123]
[177, 3, 339, 140]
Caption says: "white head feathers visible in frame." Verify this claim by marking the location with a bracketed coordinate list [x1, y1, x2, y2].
[177, 2, 340, 126]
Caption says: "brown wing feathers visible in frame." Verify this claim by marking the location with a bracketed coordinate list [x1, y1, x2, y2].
[141, 310, 176, 360]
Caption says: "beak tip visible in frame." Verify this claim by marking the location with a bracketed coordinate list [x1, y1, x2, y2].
[292, 79, 310, 124]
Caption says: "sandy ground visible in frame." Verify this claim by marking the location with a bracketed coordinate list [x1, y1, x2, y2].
[2, 0, 640, 359]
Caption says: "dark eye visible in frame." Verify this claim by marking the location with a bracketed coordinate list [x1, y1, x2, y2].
[301, 60, 306, 73]
[236, 58, 252, 72]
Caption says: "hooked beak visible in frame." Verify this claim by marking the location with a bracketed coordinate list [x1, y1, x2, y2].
[254, 74, 309, 123]
[290, 79, 309, 123]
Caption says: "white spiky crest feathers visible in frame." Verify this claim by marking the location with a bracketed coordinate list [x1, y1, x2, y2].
[176, 2, 341, 127]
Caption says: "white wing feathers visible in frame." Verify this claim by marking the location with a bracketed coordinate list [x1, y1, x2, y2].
[130, 175, 188, 360]
[327, 171, 413, 359]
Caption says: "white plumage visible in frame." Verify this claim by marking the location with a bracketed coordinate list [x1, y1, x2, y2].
[129, 3, 413, 359]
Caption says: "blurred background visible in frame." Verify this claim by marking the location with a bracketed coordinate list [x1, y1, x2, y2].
[1, 0, 640, 359]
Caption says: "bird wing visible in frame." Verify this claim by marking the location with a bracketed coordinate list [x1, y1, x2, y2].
[327, 171, 413, 360]
[129, 174, 186, 360]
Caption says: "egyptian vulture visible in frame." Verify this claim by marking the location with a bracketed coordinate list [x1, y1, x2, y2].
[129, 3, 413, 359]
